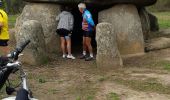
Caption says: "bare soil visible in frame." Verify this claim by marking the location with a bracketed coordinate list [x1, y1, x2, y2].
[1, 48, 170, 100]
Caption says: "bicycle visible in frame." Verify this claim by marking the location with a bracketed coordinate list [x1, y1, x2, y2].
[0, 40, 38, 100]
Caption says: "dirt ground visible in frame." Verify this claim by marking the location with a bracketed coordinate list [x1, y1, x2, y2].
[1, 48, 170, 100]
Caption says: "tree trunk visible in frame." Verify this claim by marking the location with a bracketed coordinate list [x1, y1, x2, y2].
[5, 0, 10, 14]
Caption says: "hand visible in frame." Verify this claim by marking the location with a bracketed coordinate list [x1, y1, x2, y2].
[83, 23, 88, 31]
[83, 27, 88, 31]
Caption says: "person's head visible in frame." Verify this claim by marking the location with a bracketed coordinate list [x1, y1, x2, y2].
[78, 3, 86, 13]
[65, 6, 72, 12]
[61, 6, 71, 12]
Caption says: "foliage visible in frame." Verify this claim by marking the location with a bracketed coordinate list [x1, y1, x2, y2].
[153, 12, 170, 29]
[107, 92, 120, 100]
[2, 0, 25, 14]
[148, 0, 170, 12]
[8, 15, 18, 28]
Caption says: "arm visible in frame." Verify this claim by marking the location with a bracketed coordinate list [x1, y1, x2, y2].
[70, 14, 74, 31]
[0, 16, 3, 28]
[0, 16, 3, 32]
[85, 13, 95, 27]
[55, 14, 60, 22]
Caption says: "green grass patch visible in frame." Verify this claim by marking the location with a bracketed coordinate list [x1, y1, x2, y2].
[149, 60, 170, 71]
[140, 60, 170, 72]
[113, 77, 170, 94]
[152, 12, 170, 29]
[98, 75, 108, 82]
[38, 78, 46, 84]
[75, 95, 95, 100]
[76, 96, 81, 100]
[48, 89, 60, 94]
[8, 14, 18, 28]
[147, 0, 170, 12]
[86, 95, 95, 100]
[0, 86, 7, 99]
[40, 57, 49, 65]
[75, 88, 96, 100]
[107, 92, 120, 100]
[164, 64, 170, 71]
[68, 82, 97, 100]
[0, 74, 20, 99]
[156, 61, 170, 71]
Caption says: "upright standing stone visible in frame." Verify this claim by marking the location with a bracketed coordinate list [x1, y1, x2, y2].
[139, 8, 159, 40]
[148, 12, 159, 32]
[15, 3, 61, 53]
[145, 37, 170, 51]
[96, 22, 123, 69]
[23, 0, 157, 7]
[138, 8, 150, 40]
[16, 20, 48, 65]
[99, 4, 145, 57]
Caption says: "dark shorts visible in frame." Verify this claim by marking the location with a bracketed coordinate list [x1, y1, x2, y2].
[83, 31, 93, 37]
[56, 29, 70, 37]
[0, 40, 8, 46]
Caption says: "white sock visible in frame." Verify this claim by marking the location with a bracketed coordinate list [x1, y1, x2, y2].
[83, 51, 86, 56]
[90, 54, 93, 57]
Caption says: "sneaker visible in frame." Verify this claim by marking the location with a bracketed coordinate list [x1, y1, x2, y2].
[85, 56, 94, 61]
[67, 55, 76, 59]
[62, 54, 67, 58]
[79, 55, 87, 59]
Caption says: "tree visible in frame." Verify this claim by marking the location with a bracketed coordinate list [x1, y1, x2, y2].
[5, 0, 10, 13]
[2, 0, 25, 14]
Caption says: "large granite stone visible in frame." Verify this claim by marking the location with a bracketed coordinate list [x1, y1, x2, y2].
[24, 0, 157, 7]
[15, 3, 61, 53]
[138, 8, 159, 40]
[16, 20, 48, 65]
[96, 22, 123, 69]
[99, 4, 145, 57]
[145, 37, 170, 51]
[138, 8, 150, 40]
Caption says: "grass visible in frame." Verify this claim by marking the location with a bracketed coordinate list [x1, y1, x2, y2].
[38, 78, 47, 84]
[74, 87, 96, 100]
[152, 12, 170, 29]
[164, 63, 170, 71]
[67, 81, 97, 100]
[113, 77, 170, 94]
[147, 0, 170, 12]
[8, 14, 18, 28]
[86, 95, 95, 100]
[0, 86, 7, 99]
[147, 60, 170, 72]
[98, 75, 108, 82]
[76, 96, 95, 100]
[1, 11, 170, 100]
[107, 92, 120, 100]
[157, 61, 170, 71]
[7, 12, 170, 30]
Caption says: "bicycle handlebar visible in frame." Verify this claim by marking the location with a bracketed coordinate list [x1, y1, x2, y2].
[17, 40, 30, 54]
[0, 40, 31, 90]
[8, 40, 30, 60]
